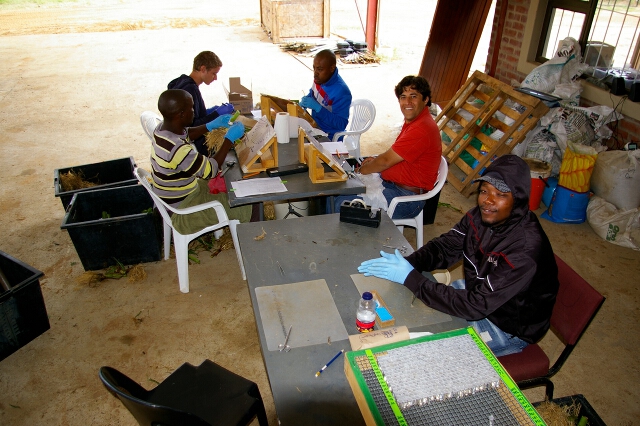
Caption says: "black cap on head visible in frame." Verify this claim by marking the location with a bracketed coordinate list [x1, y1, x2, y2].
[475, 155, 532, 220]
[475, 173, 511, 193]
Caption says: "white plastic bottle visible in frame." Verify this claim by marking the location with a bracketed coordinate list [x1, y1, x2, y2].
[356, 291, 376, 333]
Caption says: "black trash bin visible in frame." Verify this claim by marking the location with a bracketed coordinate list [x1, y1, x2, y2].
[423, 189, 442, 225]
[0, 251, 49, 362]
[54, 156, 138, 209]
[533, 394, 606, 426]
[60, 185, 162, 271]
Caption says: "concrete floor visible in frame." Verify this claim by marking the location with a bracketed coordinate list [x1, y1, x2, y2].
[0, 1, 638, 425]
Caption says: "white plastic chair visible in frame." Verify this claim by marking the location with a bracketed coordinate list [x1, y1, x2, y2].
[140, 111, 162, 143]
[332, 99, 376, 159]
[388, 156, 448, 249]
[134, 168, 246, 293]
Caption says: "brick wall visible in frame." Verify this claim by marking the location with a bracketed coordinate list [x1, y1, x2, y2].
[487, 0, 528, 83]
[487, 0, 640, 149]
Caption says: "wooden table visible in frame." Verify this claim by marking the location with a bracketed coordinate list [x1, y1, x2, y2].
[223, 139, 364, 219]
[237, 213, 467, 425]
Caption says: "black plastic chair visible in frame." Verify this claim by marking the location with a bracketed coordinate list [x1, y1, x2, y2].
[99, 360, 268, 426]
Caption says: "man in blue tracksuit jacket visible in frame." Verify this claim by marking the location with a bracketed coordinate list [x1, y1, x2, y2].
[299, 49, 352, 140]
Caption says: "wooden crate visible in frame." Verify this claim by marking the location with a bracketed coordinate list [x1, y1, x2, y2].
[436, 71, 549, 197]
[260, 0, 330, 43]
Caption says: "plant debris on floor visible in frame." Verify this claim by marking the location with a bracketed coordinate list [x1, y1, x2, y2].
[186, 229, 235, 264]
[75, 262, 147, 287]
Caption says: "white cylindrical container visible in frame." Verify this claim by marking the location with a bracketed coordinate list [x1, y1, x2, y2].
[356, 291, 376, 333]
[274, 112, 290, 144]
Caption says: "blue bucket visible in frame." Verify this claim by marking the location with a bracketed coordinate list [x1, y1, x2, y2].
[541, 185, 590, 224]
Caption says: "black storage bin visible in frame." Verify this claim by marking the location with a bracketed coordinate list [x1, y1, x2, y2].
[54, 156, 138, 209]
[0, 250, 49, 362]
[534, 394, 606, 426]
[60, 185, 162, 271]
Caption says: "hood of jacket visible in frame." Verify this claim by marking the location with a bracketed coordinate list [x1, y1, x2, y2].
[476, 155, 531, 233]
[167, 74, 196, 92]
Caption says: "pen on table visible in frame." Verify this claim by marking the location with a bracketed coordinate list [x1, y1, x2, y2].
[315, 349, 344, 377]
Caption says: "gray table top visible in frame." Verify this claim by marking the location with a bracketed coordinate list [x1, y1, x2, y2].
[237, 213, 467, 425]
[224, 139, 365, 207]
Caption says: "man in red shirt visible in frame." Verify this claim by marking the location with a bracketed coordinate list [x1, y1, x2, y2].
[334, 75, 442, 218]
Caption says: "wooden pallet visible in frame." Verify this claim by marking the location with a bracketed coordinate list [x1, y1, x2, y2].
[436, 71, 549, 197]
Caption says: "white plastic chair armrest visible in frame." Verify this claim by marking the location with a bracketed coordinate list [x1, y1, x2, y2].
[332, 130, 363, 142]
[387, 179, 441, 217]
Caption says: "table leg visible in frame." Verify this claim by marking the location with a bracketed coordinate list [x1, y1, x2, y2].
[329, 196, 335, 213]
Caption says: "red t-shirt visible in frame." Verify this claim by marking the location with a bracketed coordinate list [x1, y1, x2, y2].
[380, 107, 442, 190]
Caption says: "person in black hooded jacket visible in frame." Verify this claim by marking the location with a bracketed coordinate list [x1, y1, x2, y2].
[167, 51, 235, 156]
[358, 155, 559, 356]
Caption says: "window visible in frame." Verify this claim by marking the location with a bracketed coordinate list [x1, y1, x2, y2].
[537, 0, 597, 62]
[537, 0, 640, 78]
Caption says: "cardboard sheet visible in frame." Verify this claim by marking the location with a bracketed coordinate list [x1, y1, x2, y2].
[255, 279, 349, 351]
[351, 274, 452, 329]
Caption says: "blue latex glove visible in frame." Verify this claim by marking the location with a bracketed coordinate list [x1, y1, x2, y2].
[224, 122, 245, 143]
[216, 103, 235, 116]
[205, 114, 232, 131]
[358, 250, 414, 284]
[206, 105, 218, 115]
[299, 95, 322, 113]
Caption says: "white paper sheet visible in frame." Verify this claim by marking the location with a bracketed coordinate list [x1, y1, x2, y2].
[231, 177, 288, 198]
[320, 141, 349, 155]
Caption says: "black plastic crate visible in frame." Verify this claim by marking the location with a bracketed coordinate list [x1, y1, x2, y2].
[54, 156, 137, 209]
[534, 394, 606, 426]
[0, 250, 49, 362]
[60, 185, 162, 271]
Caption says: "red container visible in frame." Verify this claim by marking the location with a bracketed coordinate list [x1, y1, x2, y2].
[524, 158, 552, 211]
[529, 177, 547, 210]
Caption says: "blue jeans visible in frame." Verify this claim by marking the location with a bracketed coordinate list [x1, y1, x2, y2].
[332, 180, 425, 219]
[451, 279, 529, 357]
